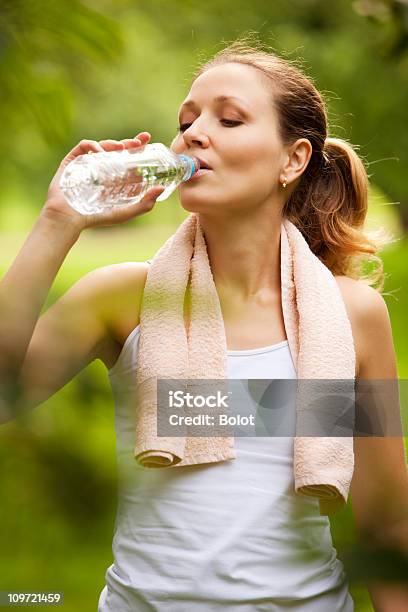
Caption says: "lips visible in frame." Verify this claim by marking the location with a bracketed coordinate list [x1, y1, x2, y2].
[187, 167, 212, 181]
[194, 156, 212, 170]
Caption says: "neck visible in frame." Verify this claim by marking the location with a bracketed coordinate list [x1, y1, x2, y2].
[197, 208, 282, 303]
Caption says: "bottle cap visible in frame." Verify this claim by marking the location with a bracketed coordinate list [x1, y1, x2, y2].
[179, 155, 200, 181]
[191, 156, 201, 173]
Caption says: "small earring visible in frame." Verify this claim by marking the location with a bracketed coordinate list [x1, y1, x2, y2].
[282, 177, 287, 189]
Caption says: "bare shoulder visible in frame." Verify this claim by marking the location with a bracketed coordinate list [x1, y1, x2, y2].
[334, 275, 390, 325]
[91, 261, 150, 339]
[334, 274, 387, 311]
[334, 275, 395, 378]
[83, 261, 150, 368]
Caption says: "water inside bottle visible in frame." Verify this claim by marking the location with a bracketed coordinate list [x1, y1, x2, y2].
[60, 145, 189, 214]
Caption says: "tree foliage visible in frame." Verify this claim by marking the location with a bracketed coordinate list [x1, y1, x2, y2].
[0, 0, 407, 226]
[0, 0, 123, 191]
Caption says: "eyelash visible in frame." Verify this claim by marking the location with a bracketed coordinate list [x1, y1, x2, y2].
[177, 119, 243, 132]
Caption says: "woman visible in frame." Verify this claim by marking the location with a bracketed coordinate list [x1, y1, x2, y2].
[1, 40, 407, 611]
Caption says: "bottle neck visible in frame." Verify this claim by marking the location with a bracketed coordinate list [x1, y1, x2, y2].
[179, 155, 199, 181]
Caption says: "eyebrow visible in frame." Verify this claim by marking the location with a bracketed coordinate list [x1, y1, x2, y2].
[179, 95, 250, 111]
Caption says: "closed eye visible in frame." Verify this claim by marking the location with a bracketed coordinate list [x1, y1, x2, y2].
[177, 119, 243, 132]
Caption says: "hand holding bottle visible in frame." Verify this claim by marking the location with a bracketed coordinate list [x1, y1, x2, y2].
[43, 132, 166, 232]
[58, 140, 199, 218]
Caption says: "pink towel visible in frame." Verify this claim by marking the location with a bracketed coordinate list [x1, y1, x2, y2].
[134, 213, 356, 516]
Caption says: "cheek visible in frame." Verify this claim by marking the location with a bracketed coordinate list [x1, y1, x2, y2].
[224, 129, 281, 171]
[225, 145, 281, 192]
[246, 134, 281, 165]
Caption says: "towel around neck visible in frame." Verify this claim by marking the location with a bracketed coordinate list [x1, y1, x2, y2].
[134, 213, 356, 517]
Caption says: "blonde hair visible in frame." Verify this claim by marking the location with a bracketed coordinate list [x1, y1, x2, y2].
[192, 38, 391, 291]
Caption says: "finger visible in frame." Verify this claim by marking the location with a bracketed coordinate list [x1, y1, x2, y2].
[135, 132, 151, 143]
[98, 139, 125, 151]
[118, 186, 166, 220]
[77, 139, 105, 153]
[138, 185, 166, 208]
[84, 184, 166, 228]
[60, 139, 104, 168]
[146, 185, 166, 197]
[121, 138, 142, 148]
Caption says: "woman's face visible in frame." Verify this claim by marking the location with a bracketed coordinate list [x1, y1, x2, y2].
[171, 62, 286, 214]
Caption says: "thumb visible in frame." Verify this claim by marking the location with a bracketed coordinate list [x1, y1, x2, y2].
[138, 185, 167, 211]
[110, 185, 166, 223]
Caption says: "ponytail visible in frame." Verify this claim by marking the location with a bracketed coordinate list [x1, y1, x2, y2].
[196, 38, 392, 292]
[283, 137, 390, 291]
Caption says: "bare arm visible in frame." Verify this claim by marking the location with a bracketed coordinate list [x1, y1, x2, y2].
[0, 214, 80, 383]
[0, 132, 164, 421]
[348, 282, 408, 611]
[7, 263, 146, 416]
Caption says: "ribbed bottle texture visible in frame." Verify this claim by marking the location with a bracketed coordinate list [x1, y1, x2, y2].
[60, 143, 199, 214]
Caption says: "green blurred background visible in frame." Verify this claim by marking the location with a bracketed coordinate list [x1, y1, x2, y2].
[0, 0, 407, 610]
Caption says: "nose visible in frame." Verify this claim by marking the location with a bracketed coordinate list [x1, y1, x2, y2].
[182, 120, 210, 149]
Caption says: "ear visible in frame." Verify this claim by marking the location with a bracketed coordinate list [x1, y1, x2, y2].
[281, 139, 312, 186]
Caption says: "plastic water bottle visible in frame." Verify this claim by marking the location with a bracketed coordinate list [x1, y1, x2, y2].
[59, 142, 200, 215]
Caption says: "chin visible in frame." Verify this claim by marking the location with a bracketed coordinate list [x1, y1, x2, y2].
[178, 192, 218, 212]
[178, 185, 237, 213]
[179, 200, 207, 214]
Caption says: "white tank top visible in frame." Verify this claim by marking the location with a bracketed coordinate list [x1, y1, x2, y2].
[98, 325, 354, 611]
